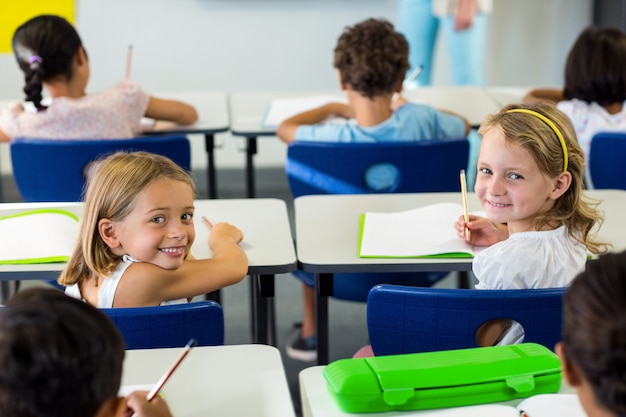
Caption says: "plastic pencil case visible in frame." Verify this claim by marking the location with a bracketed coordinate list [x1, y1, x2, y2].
[323, 343, 562, 413]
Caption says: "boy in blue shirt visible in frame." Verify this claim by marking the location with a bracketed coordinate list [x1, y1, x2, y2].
[277, 18, 470, 361]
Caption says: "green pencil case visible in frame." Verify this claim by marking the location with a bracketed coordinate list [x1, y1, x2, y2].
[323, 343, 562, 413]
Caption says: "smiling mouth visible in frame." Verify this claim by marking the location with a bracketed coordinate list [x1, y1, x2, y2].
[487, 201, 512, 208]
[159, 247, 186, 254]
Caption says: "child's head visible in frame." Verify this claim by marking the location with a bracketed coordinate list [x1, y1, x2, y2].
[12, 14, 85, 110]
[0, 287, 126, 417]
[477, 103, 605, 252]
[557, 250, 626, 417]
[563, 26, 626, 105]
[333, 18, 409, 99]
[59, 151, 196, 286]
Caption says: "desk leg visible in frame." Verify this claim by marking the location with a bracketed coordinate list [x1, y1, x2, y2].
[204, 133, 217, 199]
[245, 136, 257, 198]
[251, 274, 276, 345]
[316, 273, 333, 365]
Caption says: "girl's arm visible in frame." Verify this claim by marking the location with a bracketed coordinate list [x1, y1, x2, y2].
[523, 88, 563, 105]
[145, 96, 199, 125]
[276, 102, 353, 143]
[0, 129, 9, 142]
[115, 222, 248, 306]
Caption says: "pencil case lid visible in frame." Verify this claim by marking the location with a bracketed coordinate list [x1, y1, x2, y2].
[323, 343, 562, 413]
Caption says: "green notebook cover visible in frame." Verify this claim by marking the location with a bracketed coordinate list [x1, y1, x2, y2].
[0, 208, 79, 264]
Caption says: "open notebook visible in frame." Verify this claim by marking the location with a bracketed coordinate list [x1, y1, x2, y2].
[358, 202, 486, 258]
[261, 95, 348, 128]
[0, 209, 79, 264]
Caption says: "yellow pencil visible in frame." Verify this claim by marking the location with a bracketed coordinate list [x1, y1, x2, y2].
[460, 169, 471, 241]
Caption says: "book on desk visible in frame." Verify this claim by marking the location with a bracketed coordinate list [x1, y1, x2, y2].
[0, 209, 79, 264]
[358, 202, 486, 258]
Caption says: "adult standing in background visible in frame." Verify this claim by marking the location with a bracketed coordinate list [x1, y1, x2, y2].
[397, 0, 492, 87]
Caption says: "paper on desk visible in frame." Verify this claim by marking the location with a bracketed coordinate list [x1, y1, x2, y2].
[0, 209, 79, 264]
[261, 95, 348, 128]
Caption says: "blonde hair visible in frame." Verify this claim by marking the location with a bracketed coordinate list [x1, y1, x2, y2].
[58, 152, 196, 286]
[478, 103, 608, 254]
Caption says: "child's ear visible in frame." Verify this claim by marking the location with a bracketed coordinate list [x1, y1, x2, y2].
[336, 69, 348, 91]
[549, 171, 572, 200]
[556, 342, 582, 386]
[94, 396, 126, 417]
[98, 218, 121, 249]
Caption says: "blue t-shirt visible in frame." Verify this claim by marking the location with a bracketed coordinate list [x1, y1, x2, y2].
[294, 102, 465, 142]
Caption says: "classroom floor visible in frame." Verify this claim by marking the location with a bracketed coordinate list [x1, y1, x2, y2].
[2, 166, 466, 417]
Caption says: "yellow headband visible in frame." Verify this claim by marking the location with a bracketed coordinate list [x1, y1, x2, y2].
[506, 108, 568, 172]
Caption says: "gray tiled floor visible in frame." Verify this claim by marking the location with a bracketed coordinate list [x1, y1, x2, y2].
[3, 167, 465, 417]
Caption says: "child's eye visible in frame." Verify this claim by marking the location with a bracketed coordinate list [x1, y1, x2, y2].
[479, 167, 492, 175]
[508, 173, 523, 180]
[182, 213, 193, 221]
[151, 216, 165, 224]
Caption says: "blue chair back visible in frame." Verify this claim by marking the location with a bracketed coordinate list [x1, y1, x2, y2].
[367, 284, 566, 356]
[286, 139, 470, 302]
[102, 300, 224, 350]
[589, 131, 626, 189]
[286, 138, 469, 196]
[10, 134, 191, 202]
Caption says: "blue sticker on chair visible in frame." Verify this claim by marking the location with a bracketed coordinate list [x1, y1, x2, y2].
[364, 163, 400, 192]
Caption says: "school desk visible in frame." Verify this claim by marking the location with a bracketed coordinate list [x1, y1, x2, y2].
[143, 91, 230, 199]
[229, 91, 344, 198]
[122, 344, 295, 417]
[485, 86, 531, 107]
[0, 199, 296, 345]
[294, 190, 626, 364]
[0, 91, 229, 201]
[298, 365, 577, 417]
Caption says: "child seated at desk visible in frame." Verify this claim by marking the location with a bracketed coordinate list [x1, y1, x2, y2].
[0, 287, 173, 417]
[557, 250, 626, 417]
[0, 14, 198, 142]
[60, 151, 248, 307]
[275, 17, 470, 362]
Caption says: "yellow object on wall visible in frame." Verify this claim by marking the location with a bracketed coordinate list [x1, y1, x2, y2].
[0, 0, 75, 53]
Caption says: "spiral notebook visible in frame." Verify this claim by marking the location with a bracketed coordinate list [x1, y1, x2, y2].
[358, 202, 486, 258]
[0, 209, 79, 264]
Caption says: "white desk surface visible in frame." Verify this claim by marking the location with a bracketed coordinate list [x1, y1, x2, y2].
[123, 344, 295, 417]
[146, 90, 230, 135]
[229, 91, 344, 137]
[295, 190, 626, 274]
[299, 365, 576, 417]
[0, 198, 296, 279]
[485, 86, 530, 108]
[403, 86, 501, 127]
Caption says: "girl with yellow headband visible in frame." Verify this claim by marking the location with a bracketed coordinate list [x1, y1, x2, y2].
[455, 103, 608, 345]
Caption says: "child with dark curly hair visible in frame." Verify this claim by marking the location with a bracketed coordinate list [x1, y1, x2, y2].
[277, 17, 470, 362]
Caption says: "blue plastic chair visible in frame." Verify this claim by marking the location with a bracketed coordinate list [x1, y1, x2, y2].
[286, 138, 470, 301]
[367, 284, 566, 356]
[10, 134, 191, 202]
[101, 300, 224, 350]
[589, 131, 626, 189]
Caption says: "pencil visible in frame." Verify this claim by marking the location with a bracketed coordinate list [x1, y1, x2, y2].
[460, 169, 471, 241]
[125, 44, 133, 80]
[403, 64, 424, 88]
[201, 215, 214, 228]
[146, 338, 197, 401]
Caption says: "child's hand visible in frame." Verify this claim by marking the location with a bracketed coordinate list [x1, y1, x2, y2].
[208, 222, 244, 246]
[125, 391, 173, 417]
[455, 214, 509, 247]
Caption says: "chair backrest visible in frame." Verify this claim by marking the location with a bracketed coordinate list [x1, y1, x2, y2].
[10, 134, 191, 202]
[589, 131, 626, 189]
[285, 138, 469, 197]
[101, 300, 224, 350]
[367, 284, 566, 356]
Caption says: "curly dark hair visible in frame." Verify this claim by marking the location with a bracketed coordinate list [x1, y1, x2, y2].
[333, 18, 409, 99]
[563, 26, 626, 105]
[562, 250, 626, 415]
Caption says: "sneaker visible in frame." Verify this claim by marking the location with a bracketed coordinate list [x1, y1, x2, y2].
[286, 331, 317, 362]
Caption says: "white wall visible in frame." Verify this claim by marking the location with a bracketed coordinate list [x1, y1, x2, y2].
[0, 0, 592, 173]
